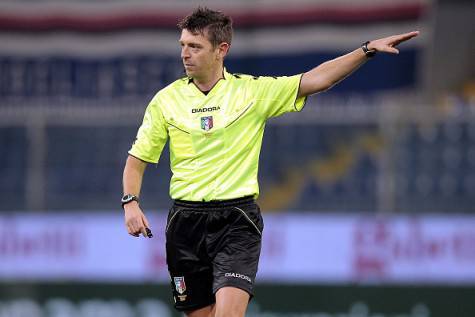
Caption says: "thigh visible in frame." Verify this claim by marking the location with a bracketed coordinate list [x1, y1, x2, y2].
[209, 203, 264, 297]
[166, 207, 215, 312]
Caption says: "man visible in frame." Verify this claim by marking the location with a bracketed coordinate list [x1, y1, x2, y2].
[122, 6, 418, 317]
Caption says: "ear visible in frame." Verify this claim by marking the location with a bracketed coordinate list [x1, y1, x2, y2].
[216, 42, 230, 60]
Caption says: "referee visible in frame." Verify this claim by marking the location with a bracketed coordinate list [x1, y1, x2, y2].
[122, 7, 418, 317]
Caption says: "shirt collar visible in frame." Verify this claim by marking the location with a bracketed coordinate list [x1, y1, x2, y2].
[187, 67, 230, 84]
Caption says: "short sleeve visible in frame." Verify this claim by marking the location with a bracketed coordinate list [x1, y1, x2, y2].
[254, 74, 308, 119]
[128, 97, 168, 164]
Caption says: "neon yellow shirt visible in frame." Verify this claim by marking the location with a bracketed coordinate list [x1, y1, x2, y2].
[129, 69, 307, 201]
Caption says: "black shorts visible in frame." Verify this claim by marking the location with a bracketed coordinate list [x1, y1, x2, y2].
[165, 196, 264, 312]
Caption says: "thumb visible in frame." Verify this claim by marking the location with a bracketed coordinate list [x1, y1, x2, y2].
[389, 47, 400, 54]
[384, 47, 399, 54]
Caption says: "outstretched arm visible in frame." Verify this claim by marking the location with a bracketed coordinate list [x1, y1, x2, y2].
[298, 31, 419, 98]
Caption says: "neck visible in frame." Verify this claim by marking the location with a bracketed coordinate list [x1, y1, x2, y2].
[193, 65, 224, 92]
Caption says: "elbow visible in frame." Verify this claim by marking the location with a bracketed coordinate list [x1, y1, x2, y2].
[313, 81, 334, 94]
[312, 76, 336, 94]
[320, 82, 334, 93]
[319, 76, 343, 92]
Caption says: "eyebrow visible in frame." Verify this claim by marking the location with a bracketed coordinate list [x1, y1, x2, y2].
[179, 40, 203, 47]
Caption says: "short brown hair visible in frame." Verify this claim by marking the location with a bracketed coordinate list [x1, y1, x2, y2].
[178, 7, 233, 47]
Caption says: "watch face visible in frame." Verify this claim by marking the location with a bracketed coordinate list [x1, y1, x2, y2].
[122, 194, 132, 203]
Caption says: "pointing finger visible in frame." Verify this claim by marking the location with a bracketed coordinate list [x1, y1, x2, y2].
[396, 31, 419, 43]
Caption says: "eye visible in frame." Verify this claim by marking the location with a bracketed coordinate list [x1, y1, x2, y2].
[189, 44, 202, 50]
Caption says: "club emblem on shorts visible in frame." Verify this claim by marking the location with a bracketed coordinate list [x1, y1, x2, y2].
[174, 276, 186, 294]
[201, 116, 213, 131]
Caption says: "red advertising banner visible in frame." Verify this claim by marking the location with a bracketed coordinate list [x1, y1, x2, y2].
[1, 212, 474, 284]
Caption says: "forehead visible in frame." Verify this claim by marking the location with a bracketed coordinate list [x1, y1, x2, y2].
[179, 29, 212, 45]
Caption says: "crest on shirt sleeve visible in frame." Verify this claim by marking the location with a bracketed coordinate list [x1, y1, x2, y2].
[201, 116, 214, 131]
[174, 276, 186, 294]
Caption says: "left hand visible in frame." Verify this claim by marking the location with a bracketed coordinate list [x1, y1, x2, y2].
[368, 31, 419, 54]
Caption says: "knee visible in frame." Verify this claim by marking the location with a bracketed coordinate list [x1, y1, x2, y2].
[215, 303, 246, 317]
[215, 310, 244, 317]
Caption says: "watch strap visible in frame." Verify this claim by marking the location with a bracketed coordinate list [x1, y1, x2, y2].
[121, 194, 139, 208]
[362, 41, 376, 58]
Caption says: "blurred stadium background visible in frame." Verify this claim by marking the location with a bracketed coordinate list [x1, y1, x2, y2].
[1, 0, 475, 316]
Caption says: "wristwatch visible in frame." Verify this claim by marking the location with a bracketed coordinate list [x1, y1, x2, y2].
[121, 194, 139, 208]
[361, 41, 376, 58]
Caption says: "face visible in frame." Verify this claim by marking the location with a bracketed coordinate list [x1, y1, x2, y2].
[179, 29, 228, 80]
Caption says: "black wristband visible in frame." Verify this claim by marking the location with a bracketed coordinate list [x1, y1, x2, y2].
[362, 41, 376, 58]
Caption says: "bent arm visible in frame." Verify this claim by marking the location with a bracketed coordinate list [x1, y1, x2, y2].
[298, 31, 419, 98]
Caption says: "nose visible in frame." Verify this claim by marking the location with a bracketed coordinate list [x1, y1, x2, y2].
[181, 46, 190, 59]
